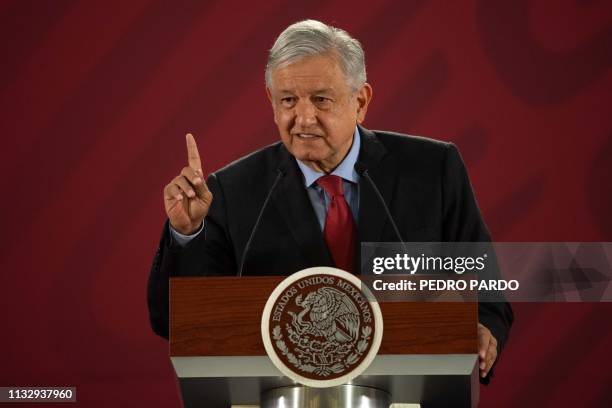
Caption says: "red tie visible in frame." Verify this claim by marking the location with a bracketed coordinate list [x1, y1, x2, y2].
[317, 175, 357, 272]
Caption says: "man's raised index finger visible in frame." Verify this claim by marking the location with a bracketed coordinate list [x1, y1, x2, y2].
[186, 133, 202, 172]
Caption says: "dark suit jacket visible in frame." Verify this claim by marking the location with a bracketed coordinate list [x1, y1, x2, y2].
[147, 126, 513, 383]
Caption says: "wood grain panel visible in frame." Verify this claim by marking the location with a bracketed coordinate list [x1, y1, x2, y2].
[170, 277, 477, 356]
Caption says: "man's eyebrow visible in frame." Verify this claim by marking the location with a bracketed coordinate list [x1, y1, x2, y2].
[275, 88, 335, 95]
[312, 88, 334, 94]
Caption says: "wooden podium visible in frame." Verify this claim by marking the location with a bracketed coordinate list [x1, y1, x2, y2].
[170, 276, 479, 407]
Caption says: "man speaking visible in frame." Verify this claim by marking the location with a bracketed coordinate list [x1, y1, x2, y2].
[148, 19, 513, 383]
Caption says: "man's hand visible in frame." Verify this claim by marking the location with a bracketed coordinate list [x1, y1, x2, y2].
[478, 323, 498, 378]
[163, 133, 213, 235]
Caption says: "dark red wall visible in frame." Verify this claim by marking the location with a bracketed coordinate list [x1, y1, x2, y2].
[1, 1, 611, 406]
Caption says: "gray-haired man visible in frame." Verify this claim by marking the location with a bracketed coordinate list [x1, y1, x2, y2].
[148, 19, 513, 384]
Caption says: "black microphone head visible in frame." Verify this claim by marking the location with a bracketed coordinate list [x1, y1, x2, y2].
[354, 162, 367, 176]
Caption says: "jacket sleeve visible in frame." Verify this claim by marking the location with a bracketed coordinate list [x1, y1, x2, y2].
[147, 173, 237, 339]
[442, 143, 514, 384]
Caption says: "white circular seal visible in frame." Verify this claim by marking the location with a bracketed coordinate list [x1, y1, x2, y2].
[261, 267, 383, 388]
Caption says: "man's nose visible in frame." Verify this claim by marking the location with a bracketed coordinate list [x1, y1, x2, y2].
[294, 100, 317, 127]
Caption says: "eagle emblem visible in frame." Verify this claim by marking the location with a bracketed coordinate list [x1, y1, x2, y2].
[262, 268, 383, 387]
[289, 287, 360, 343]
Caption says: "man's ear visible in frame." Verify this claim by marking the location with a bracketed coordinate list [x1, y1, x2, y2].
[266, 87, 273, 104]
[356, 83, 373, 124]
[266, 87, 278, 124]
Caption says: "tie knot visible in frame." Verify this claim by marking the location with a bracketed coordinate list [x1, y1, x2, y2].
[316, 175, 344, 197]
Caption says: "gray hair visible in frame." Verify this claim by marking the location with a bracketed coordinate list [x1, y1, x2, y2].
[265, 19, 366, 90]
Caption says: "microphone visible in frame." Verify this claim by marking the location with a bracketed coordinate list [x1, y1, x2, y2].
[238, 168, 285, 277]
[355, 163, 406, 248]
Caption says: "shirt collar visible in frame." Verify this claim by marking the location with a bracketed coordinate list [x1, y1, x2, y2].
[296, 127, 361, 187]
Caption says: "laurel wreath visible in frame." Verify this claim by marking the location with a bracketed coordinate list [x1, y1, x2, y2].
[272, 325, 372, 377]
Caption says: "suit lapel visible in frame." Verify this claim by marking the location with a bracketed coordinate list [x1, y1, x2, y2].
[273, 147, 333, 267]
[357, 126, 395, 243]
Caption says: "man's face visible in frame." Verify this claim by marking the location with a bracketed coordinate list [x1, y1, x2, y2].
[267, 53, 372, 173]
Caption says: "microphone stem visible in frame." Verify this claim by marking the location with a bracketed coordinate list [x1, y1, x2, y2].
[238, 169, 284, 277]
[362, 169, 407, 253]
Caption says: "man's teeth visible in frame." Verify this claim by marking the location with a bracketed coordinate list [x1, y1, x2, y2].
[298, 134, 317, 138]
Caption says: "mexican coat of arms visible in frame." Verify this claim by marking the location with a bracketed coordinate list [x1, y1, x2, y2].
[261, 267, 383, 388]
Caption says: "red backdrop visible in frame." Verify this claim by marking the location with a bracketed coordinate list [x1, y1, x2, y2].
[1, 1, 611, 406]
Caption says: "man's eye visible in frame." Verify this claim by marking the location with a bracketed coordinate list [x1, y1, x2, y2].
[313, 97, 333, 107]
[281, 97, 295, 106]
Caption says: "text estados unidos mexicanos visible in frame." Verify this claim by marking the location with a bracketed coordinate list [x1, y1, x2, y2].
[372, 253, 488, 274]
[271, 276, 372, 323]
